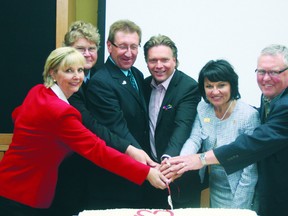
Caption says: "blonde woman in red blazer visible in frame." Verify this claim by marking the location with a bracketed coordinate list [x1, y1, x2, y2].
[0, 47, 168, 216]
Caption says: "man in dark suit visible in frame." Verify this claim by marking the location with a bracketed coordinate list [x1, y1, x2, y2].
[85, 20, 155, 208]
[167, 44, 288, 216]
[50, 21, 153, 214]
[142, 34, 202, 209]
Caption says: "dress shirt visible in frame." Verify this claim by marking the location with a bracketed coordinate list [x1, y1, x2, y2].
[51, 84, 69, 104]
[149, 71, 175, 159]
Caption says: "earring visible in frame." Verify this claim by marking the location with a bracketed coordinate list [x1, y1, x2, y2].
[53, 79, 56, 83]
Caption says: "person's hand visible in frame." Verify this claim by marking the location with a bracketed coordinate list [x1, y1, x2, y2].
[125, 145, 158, 167]
[162, 154, 203, 177]
[160, 158, 184, 181]
[159, 158, 171, 173]
[146, 167, 169, 189]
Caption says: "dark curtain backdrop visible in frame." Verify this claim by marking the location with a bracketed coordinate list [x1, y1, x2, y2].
[95, 0, 106, 70]
[0, 0, 56, 132]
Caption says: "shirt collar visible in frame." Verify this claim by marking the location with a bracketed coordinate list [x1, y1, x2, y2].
[50, 84, 69, 104]
[150, 70, 176, 90]
[262, 90, 284, 105]
[109, 56, 130, 76]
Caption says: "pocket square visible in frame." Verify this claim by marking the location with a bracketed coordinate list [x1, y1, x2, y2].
[162, 104, 173, 110]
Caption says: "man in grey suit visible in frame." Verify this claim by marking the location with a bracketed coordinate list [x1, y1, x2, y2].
[166, 44, 288, 216]
[143, 34, 202, 209]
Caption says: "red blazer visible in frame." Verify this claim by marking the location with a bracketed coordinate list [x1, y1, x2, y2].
[0, 84, 149, 208]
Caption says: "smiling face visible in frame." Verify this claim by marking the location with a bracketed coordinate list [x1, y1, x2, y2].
[50, 64, 84, 98]
[147, 45, 176, 84]
[257, 54, 288, 100]
[204, 78, 232, 109]
[107, 31, 140, 70]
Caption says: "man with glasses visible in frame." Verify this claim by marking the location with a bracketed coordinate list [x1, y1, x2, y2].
[86, 19, 155, 208]
[165, 44, 288, 216]
[50, 21, 155, 214]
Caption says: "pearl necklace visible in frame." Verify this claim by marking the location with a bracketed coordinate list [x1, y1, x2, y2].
[219, 100, 233, 121]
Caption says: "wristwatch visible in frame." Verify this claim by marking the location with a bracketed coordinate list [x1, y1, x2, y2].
[199, 153, 207, 166]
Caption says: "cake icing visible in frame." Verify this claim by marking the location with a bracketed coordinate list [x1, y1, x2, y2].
[79, 208, 257, 216]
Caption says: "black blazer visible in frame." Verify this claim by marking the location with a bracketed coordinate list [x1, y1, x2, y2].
[86, 58, 149, 151]
[68, 67, 130, 153]
[215, 88, 288, 216]
[85, 58, 149, 203]
[144, 70, 201, 162]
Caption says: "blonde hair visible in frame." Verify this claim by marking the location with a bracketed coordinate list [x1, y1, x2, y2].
[63, 20, 100, 48]
[43, 47, 85, 87]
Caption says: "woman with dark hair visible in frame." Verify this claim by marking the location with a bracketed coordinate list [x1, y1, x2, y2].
[179, 59, 260, 210]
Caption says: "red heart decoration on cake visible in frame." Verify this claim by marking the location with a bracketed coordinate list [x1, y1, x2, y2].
[135, 209, 174, 216]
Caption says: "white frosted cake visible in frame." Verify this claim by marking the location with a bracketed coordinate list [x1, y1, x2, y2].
[79, 208, 257, 216]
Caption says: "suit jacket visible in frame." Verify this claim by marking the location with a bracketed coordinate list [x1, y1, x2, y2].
[181, 100, 259, 208]
[144, 70, 201, 162]
[86, 58, 149, 151]
[85, 58, 149, 203]
[0, 84, 149, 209]
[141, 70, 201, 208]
[68, 68, 130, 153]
[214, 88, 288, 216]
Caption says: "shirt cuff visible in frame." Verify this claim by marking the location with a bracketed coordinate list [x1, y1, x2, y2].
[161, 154, 171, 161]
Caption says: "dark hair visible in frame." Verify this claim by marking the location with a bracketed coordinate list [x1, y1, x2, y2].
[198, 59, 241, 103]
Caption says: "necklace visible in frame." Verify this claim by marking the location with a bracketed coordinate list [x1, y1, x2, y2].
[219, 100, 233, 121]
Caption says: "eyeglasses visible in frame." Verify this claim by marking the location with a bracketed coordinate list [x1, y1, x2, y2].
[255, 67, 288, 77]
[110, 41, 140, 51]
[75, 46, 97, 54]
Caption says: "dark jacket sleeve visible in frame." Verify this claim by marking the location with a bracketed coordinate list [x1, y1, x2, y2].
[214, 96, 288, 174]
[68, 88, 130, 153]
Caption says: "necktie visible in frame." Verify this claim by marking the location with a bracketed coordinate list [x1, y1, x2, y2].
[84, 77, 89, 84]
[263, 97, 270, 121]
[84, 70, 90, 85]
[127, 70, 138, 91]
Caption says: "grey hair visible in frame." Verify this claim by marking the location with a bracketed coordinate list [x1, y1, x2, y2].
[260, 44, 288, 66]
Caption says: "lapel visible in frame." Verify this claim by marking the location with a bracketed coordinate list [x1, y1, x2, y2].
[259, 98, 266, 123]
[106, 59, 147, 111]
[259, 88, 288, 123]
[90, 67, 97, 78]
[156, 70, 180, 126]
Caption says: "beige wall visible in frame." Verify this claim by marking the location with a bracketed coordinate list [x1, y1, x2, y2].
[56, 0, 98, 48]
[76, 0, 98, 26]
